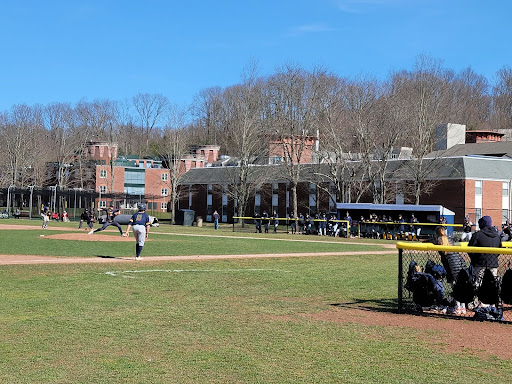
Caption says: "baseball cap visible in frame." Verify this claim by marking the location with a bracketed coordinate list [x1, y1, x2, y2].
[137, 203, 146, 211]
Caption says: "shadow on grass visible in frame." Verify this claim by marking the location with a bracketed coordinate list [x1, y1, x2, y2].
[330, 298, 398, 314]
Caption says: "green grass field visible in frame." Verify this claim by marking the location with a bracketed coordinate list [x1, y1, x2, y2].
[0, 220, 511, 383]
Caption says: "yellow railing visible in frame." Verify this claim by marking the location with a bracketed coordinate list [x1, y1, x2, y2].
[232, 216, 350, 238]
[396, 241, 512, 255]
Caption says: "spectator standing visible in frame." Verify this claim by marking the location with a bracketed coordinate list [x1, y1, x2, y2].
[289, 212, 296, 235]
[468, 215, 502, 288]
[299, 213, 305, 234]
[343, 211, 352, 237]
[213, 210, 220, 230]
[318, 212, 327, 236]
[410, 213, 420, 238]
[254, 212, 262, 233]
[262, 210, 269, 233]
[273, 210, 279, 233]
[436, 226, 467, 315]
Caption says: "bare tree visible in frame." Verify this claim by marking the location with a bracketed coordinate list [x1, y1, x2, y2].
[75, 100, 119, 193]
[492, 66, 512, 130]
[191, 87, 224, 145]
[220, 62, 269, 221]
[158, 104, 190, 224]
[0, 104, 44, 188]
[312, 73, 354, 206]
[45, 103, 81, 189]
[392, 55, 455, 204]
[452, 67, 490, 130]
[263, 65, 321, 216]
[132, 93, 169, 154]
[343, 77, 381, 203]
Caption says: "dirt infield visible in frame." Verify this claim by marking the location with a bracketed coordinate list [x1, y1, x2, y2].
[308, 307, 512, 360]
[2, 223, 512, 360]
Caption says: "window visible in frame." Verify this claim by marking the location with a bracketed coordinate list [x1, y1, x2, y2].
[100, 169, 107, 178]
[124, 170, 145, 184]
[161, 188, 168, 196]
[503, 209, 509, 223]
[161, 202, 168, 211]
[504, 182, 509, 197]
[99, 200, 106, 208]
[475, 208, 482, 225]
[124, 186, 145, 195]
[162, 173, 168, 182]
[475, 180, 482, 195]
[99, 185, 106, 193]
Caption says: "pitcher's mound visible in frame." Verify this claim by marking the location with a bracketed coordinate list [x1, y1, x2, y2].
[43, 233, 136, 242]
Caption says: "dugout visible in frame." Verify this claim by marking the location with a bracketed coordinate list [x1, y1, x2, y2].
[336, 203, 456, 238]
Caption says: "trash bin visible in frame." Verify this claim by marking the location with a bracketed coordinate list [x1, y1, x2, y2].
[176, 209, 195, 226]
[196, 216, 203, 227]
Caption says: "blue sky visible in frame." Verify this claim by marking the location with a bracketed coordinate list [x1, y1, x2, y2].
[0, 0, 510, 112]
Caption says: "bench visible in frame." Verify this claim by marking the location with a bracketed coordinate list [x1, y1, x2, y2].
[13, 211, 30, 219]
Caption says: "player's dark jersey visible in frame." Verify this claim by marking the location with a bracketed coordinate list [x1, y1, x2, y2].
[106, 208, 120, 222]
[41, 205, 49, 215]
[129, 212, 150, 226]
[87, 211, 95, 224]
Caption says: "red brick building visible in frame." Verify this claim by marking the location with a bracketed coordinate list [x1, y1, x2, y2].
[89, 143, 220, 212]
[178, 154, 512, 227]
[95, 157, 171, 212]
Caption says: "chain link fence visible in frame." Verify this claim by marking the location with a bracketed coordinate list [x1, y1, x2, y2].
[398, 242, 512, 323]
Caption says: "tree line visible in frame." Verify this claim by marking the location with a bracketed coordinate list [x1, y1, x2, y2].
[1, 55, 512, 217]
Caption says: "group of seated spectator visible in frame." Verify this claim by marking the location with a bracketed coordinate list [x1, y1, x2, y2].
[254, 211, 436, 240]
[358, 213, 423, 240]
[292, 212, 354, 237]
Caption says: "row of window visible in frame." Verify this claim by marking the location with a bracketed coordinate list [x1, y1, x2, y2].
[99, 169, 169, 182]
[97, 201, 168, 210]
[99, 185, 169, 196]
[473, 180, 509, 196]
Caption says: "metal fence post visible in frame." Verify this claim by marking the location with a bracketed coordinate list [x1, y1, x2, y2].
[398, 248, 403, 314]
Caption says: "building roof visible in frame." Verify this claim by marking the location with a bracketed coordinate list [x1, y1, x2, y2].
[427, 141, 512, 158]
[179, 155, 512, 186]
[336, 202, 455, 216]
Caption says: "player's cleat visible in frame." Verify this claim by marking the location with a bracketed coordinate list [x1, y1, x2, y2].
[88, 230, 94, 235]
[135, 256, 142, 261]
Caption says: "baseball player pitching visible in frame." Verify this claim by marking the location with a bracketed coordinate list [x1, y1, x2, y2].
[124, 203, 150, 260]
[88, 204, 124, 236]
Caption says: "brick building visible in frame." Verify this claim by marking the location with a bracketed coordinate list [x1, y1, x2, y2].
[178, 148, 512, 227]
[90, 143, 220, 212]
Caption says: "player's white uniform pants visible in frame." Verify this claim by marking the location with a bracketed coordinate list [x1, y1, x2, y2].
[133, 224, 146, 246]
[41, 214, 49, 229]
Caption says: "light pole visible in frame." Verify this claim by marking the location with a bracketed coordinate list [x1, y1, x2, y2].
[50, 185, 57, 214]
[6, 185, 14, 217]
[73, 188, 78, 220]
[29, 186, 34, 220]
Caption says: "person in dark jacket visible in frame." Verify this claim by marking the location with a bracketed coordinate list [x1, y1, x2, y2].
[468, 215, 502, 287]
